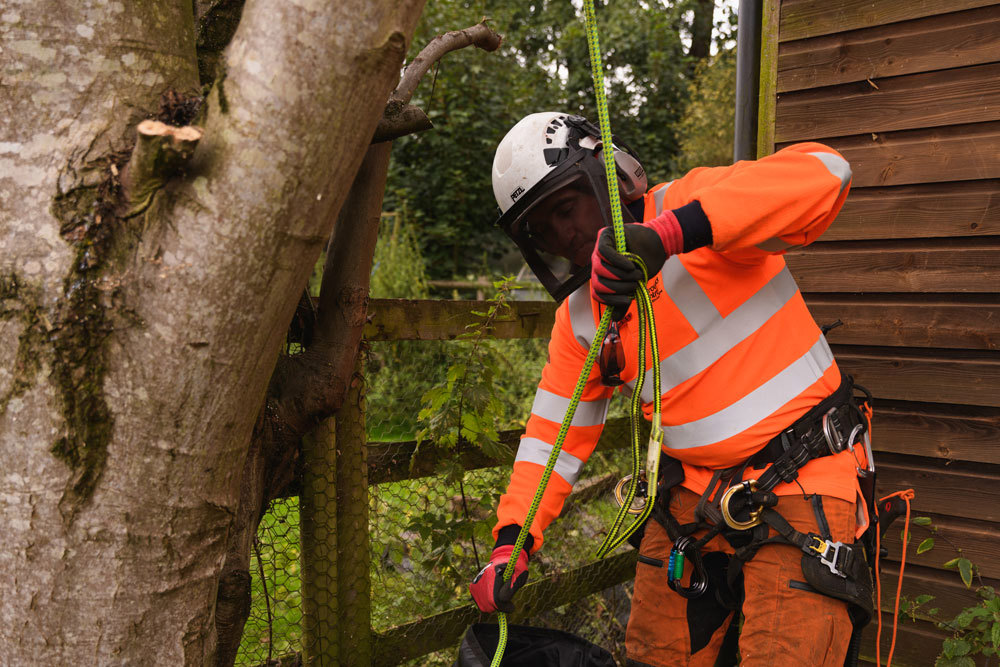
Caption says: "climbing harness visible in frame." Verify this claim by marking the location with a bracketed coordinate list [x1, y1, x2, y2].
[488, 1, 664, 664]
[640, 374, 914, 667]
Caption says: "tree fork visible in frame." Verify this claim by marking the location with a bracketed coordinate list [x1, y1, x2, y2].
[211, 19, 504, 665]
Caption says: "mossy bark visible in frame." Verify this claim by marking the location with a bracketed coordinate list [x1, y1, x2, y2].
[0, 1, 426, 665]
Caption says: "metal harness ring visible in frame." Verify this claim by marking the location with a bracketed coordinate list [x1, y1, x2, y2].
[613, 475, 647, 515]
[719, 480, 764, 530]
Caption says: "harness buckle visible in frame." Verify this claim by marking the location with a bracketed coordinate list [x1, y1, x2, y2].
[719, 480, 763, 530]
[808, 536, 849, 578]
[613, 474, 647, 515]
[822, 408, 846, 454]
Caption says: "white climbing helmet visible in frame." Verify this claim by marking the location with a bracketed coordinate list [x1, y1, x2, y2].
[492, 112, 647, 301]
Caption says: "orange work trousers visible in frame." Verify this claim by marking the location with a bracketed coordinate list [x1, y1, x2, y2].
[625, 487, 856, 666]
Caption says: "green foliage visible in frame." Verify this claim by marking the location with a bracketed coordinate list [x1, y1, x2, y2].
[675, 47, 736, 174]
[386, 0, 736, 279]
[366, 211, 440, 441]
[370, 210, 430, 300]
[933, 586, 1000, 665]
[415, 276, 520, 473]
[385, 1, 565, 279]
[944, 557, 978, 590]
[900, 517, 997, 664]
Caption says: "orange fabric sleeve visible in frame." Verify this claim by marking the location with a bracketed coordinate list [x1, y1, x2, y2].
[662, 142, 852, 256]
[493, 300, 612, 552]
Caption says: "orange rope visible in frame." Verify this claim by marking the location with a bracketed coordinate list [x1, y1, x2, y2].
[876, 488, 915, 667]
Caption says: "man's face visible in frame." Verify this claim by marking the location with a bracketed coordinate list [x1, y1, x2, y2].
[521, 185, 605, 266]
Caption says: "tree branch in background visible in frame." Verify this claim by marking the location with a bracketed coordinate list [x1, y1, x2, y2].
[388, 19, 502, 111]
[214, 20, 503, 665]
[373, 104, 432, 144]
[264, 17, 504, 502]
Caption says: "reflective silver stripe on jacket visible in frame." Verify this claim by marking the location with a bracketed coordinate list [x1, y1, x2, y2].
[625, 264, 800, 403]
[531, 388, 610, 427]
[567, 284, 596, 349]
[652, 182, 673, 216]
[514, 437, 586, 486]
[807, 151, 852, 194]
[660, 257, 719, 334]
[660, 335, 835, 450]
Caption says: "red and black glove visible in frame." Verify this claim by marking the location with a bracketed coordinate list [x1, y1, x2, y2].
[469, 544, 529, 613]
[591, 209, 684, 318]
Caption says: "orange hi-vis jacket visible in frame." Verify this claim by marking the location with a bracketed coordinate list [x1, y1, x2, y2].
[495, 143, 859, 552]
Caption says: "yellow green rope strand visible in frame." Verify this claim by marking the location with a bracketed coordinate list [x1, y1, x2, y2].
[489, 1, 663, 663]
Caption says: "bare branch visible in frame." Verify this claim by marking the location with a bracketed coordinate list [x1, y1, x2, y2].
[388, 20, 502, 111]
[120, 120, 203, 217]
[372, 104, 432, 144]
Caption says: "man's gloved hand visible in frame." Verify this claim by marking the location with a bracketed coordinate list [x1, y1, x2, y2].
[469, 544, 529, 613]
[591, 210, 684, 318]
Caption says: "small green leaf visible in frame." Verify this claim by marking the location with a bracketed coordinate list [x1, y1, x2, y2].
[914, 594, 935, 606]
[917, 538, 935, 554]
[991, 623, 1000, 649]
[943, 557, 961, 569]
[958, 558, 974, 588]
[912, 516, 933, 526]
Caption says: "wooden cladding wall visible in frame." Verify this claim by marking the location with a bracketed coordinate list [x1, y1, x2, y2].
[764, 1, 1000, 664]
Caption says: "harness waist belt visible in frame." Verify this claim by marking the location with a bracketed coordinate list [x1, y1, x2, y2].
[747, 372, 865, 492]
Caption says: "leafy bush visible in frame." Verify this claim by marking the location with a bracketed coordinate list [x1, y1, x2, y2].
[899, 517, 998, 666]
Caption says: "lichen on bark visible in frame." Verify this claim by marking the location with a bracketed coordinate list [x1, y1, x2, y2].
[0, 273, 45, 417]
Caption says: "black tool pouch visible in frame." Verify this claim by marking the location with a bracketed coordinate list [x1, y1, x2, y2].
[800, 547, 874, 628]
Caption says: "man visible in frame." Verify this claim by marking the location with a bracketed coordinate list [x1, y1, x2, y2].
[469, 112, 873, 666]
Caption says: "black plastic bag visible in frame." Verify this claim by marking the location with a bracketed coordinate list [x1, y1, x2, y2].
[454, 623, 617, 667]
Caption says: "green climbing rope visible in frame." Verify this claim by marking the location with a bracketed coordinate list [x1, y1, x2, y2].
[488, 2, 664, 664]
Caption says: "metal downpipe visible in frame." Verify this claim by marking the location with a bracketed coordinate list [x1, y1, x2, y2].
[734, 0, 763, 162]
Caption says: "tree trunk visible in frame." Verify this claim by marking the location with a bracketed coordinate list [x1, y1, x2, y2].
[0, 1, 425, 664]
[688, 0, 715, 62]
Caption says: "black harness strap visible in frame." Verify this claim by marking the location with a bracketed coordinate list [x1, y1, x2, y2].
[643, 374, 879, 667]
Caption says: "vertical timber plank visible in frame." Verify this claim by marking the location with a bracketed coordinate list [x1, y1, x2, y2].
[757, 0, 781, 157]
[301, 419, 339, 665]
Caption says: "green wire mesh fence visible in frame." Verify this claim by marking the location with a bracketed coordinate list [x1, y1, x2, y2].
[235, 310, 639, 667]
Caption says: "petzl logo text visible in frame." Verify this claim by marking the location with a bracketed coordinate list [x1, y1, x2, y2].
[510, 186, 525, 202]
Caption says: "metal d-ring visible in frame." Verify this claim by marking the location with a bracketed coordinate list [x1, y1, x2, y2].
[719, 480, 763, 530]
[613, 475, 647, 515]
